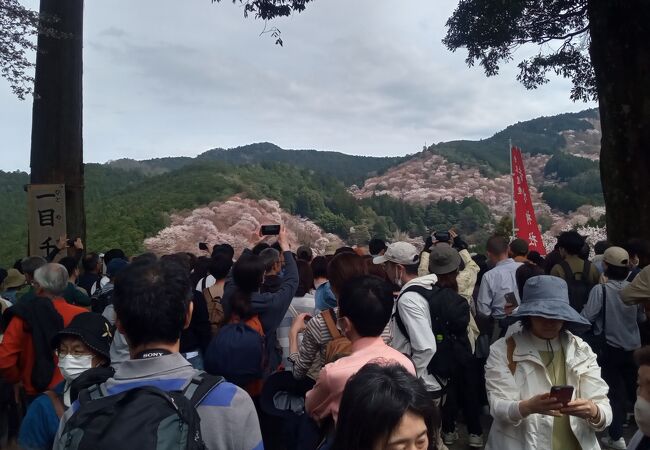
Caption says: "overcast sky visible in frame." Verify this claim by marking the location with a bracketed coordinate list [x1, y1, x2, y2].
[0, 0, 595, 172]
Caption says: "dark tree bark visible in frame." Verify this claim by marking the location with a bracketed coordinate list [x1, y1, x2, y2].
[588, 0, 650, 245]
[29, 0, 85, 243]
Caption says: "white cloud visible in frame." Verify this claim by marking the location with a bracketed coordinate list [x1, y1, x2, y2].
[0, 0, 596, 171]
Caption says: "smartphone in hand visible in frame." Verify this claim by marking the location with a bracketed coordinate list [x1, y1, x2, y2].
[260, 224, 281, 235]
[550, 385, 574, 406]
[504, 292, 519, 307]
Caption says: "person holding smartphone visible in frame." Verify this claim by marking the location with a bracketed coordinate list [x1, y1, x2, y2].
[484, 275, 611, 450]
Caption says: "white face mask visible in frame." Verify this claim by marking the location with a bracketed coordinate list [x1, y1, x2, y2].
[58, 354, 93, 382]
[635, 396, 650, 436]
[395, 266, 403, 288]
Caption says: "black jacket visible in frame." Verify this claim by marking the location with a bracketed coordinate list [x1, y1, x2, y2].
[180, 290, 212, 354]
[4, 297, 64, 392]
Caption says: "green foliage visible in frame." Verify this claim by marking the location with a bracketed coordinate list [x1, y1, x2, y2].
[586, 215, 606, 228]
[494, 215, 513, 238]
[348, 225, 371, 246]
[444, 0, 595, 101]
[196, 143, 406, 186]
[360, 195, 493, 243]
[0, 171, 29, 267]
[567, 169, 603, 196]
[537, 213, 553, 233]
[544, 153, 599, 181]
[541, 185, 603, 213]
[109, 143, 405, 188]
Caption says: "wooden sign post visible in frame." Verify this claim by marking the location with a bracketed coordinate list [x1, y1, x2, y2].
[27, 184, 67, 258]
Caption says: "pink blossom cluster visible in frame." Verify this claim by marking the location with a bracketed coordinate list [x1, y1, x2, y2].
[350, 153, 550, 218]
[144, 196, 343, 258]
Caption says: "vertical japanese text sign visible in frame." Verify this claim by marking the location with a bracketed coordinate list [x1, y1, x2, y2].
[28, 184, 66, 258]
[511, 148, 546, 255]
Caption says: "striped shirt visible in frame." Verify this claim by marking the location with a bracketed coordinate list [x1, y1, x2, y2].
[289, 307, 393, 381]
[277, 294, 316, 369]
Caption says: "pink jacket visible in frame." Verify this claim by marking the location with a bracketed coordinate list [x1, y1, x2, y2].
[305, 336, 415, 423]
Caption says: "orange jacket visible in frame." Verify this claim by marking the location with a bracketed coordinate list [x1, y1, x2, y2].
[0, 298, 87, 395]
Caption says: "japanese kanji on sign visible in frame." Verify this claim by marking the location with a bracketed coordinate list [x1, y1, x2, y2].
[511, 147, 546, 256]
[27, 184, 66, 258]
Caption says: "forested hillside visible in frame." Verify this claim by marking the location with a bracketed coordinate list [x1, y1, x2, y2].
[0, 162, 493, 267]
[430, 109, 599, 176]
[110, 142, 407, 187]
[0, 108, 605, 266]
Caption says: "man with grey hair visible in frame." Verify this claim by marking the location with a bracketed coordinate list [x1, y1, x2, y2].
[33, 263, 69, 298]
[0, 263, 86, 400]
[260, 247, 284, 294]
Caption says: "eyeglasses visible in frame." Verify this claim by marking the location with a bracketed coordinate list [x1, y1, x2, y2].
[57, 349, 91, 358]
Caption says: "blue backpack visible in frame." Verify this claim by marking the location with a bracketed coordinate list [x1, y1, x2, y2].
[204, 316, 266, 387]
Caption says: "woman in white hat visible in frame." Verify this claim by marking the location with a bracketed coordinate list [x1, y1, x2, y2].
[484, 275, 611, 450]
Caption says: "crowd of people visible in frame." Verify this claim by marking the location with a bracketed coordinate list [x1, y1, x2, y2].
[0, 227, 649, 450]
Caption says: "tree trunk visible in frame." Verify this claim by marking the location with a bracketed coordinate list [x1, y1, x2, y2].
[30, 0, 85, 244]
[588, 0, 650, 245]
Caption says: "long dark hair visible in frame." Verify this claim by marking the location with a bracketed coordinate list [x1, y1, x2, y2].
[295, 260, 314, 297]
[230, 254, 265, 320]
[332, 364, 438, 450]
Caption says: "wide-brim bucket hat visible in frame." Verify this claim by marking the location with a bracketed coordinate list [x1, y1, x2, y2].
[511, 275, 591, 332]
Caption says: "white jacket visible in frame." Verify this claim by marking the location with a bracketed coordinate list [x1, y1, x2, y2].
[391, 274, 441, 392]
[485, 330, 612, 450]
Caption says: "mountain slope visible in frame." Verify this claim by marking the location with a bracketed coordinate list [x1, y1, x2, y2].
[109, 142, 407, 187]
[429, 109, 599, 176]
[0, 108, 605, 266]
[352, 109, 603, 220]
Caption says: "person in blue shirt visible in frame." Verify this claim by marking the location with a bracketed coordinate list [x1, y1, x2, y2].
[18, 312, 112, 450]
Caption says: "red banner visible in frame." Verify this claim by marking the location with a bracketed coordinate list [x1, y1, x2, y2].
[511, 147, 546, 255]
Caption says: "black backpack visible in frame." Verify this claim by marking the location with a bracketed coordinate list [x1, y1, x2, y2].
[560, 260, 596, 311]
[90, 288, 113, 315]
[394, 285, 472, 383]
[55, 373, 224, 450]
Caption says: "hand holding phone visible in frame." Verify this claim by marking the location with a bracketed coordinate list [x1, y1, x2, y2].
[260, 224, 281, 236]
[433, 231, 451, 243]
[550, 385, 574, 407]
[504, 292, 519, 307]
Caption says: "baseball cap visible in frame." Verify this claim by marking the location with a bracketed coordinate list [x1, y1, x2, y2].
[373, 242, 420, 266]
[603, 246, 630, 268]
[106, 258, 129, 278]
